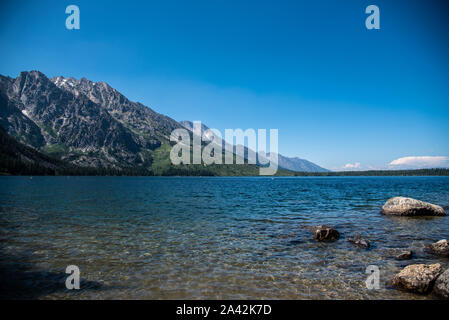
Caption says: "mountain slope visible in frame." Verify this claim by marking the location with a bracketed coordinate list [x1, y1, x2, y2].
[180, 120, 268, 165]
[0, 126, 156, 176]
[0, 87, 46, 148]
[0, 125, 81, 175]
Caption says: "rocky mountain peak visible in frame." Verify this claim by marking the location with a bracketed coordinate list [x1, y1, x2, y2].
[12, 70, 54, 96]
[1, 70, 187, 169]
[50, 74, 182, 139]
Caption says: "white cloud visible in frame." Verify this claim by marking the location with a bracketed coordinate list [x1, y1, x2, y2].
[389, 156, 449, 169]
[343, 162, 361, 169]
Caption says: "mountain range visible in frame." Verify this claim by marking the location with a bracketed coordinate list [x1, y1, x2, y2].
[0, 70, 328, 175]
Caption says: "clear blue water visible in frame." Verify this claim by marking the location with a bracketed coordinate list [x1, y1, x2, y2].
[0, 176, 448, 299]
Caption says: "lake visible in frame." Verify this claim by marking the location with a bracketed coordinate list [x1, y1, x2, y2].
[0, 176, 448, 299]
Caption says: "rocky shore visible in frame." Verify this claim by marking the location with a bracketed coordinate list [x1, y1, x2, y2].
[312, 196, 448, 299]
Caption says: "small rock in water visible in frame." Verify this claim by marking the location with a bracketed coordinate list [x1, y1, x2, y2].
[434, 268, 449, 299]
[395, 251, 413, 260]
[392, 263, 442, 294]
[426, 239, 449, 257]
[313, 225, 340, 242]
[381, 197, 446, 216]
[348, 234, 370, 248]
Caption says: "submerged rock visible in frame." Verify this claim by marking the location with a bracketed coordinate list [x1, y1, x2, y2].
[426, 239, 449, 257]
[381, 197, 446, 217]
[348, 234, 370, 248]
[392, 263, 442, 294]
[395, 251, 413, 260]
[313, 225, 340, 242]
[434, 269, 449, 299]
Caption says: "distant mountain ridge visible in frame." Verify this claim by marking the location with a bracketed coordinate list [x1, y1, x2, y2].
[180, 120, 329, 172]
[268, 153, 329, 173]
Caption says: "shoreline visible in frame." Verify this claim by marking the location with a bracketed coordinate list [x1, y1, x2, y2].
[1, 169, 449, 178]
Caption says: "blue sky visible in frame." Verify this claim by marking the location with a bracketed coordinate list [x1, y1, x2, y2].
[1, 0, 448, 170]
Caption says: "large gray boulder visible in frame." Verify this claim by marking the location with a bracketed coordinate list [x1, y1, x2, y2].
[392, 263, 442, 293]
[434, 269, 449, 299]
[381, 197, 446, 216]
[427, 239, 449, 257]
